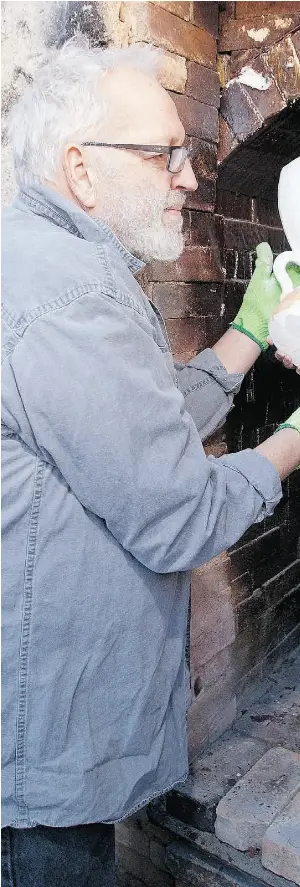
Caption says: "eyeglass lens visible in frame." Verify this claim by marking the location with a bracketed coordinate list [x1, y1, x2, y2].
[168, 147, 187, 174]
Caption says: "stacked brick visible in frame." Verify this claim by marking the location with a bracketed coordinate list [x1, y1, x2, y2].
[134, 1, 223, 364]
[218, 1, 300, 161]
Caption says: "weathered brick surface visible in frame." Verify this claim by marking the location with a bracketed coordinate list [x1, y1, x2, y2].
[192, 2, 218, 38]
[149, 246, 224, 284]
[151, 280, 224, 319]
[155, 2, 191, 22]
[170, 92, 219, 142]
[262, 793, 300, 884]
[218, 13, 300, 52]
[235, 2, 300, 19]
[215, 747, 300, 851]
[159, 52, 187, 94]
[165, 317, 207, 362]
[185, 61, 220, 107]
[265, 37, 300, 101]
[133, 2, 217, 67]
[217, 115, 239, 164]
[220, 77, 284, 143]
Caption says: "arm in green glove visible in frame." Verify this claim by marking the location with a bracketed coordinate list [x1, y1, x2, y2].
[231, 243, 281, 351]
[232, 242, 300, 351]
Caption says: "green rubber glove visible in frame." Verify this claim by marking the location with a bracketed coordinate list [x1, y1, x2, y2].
[231, 243, 300, 351]
[278, 407, 300, 435]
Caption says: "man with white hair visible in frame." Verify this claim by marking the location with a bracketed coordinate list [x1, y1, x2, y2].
[2, 36, 300, 887]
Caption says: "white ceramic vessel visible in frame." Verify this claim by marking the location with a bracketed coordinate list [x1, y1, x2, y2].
[268, 157, 300, 365]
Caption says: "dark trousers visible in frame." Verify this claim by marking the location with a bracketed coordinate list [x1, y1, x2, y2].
[1, 822, 116, 887]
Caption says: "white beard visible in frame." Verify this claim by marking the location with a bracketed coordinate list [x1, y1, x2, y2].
[94, 167, 185, 263]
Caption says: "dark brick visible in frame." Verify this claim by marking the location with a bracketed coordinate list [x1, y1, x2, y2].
[186, 62, 220, 107]
[216, 189, 253, 222]
[229, 527, 281, 583]
[170, 92, 219, 142]
[253, 196, 281, 227]
[192, 1, 219, 37]
[220, 78, 282, 143]
[185, 178, 216, 212]
[189, 212, 218, 247]
[262, 560, 300, 610]
[217, 115, 240, 164]
[223, 280, 246, 322]
[188, 138, 218, 178]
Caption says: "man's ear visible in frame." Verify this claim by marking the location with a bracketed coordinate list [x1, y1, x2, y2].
[62, 144, 97, 210]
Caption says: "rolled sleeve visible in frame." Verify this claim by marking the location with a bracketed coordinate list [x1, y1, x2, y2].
[216, 449, 282, 520]
[175, 348, 244, 440]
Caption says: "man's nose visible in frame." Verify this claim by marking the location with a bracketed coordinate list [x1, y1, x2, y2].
[171, 158, 198, 192]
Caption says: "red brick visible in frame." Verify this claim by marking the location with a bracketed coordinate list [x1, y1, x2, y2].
[151, 281, 204, 318]
[218, 13, 300, 52]
[235, 1, 300, 18]
[191, 562, 233, 642]
[170, 92, 219, 142]
[265, 36, 300, 100]
[253, 195, 281, 227]
[186, 61, 220, 107]
[154, 1, 191, 21]
[149, 245, 224, 283]
[165, 317, 207, 362]
[146, 3, 217, 67]
[192, 2, 219, 37]
[151, 281, 225, 320]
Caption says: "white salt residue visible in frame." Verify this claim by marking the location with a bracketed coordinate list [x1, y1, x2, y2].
[227, 66, 272, 91]
[220, 303, 225, 317]
[233, 250, 239, 280]
[247, 27, 270, 42]
[275, 17, 292, 28]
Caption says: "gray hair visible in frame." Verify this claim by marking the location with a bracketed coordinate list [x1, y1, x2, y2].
[8, 36, 161, 187]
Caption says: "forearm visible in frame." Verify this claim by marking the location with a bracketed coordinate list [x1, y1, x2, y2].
[256, 428, 300, 480]
[213, 328, 261, 375]
[175, 348, 243, 439]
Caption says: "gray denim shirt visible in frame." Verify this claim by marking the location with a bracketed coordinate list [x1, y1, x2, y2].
[1, 186, 282, 828]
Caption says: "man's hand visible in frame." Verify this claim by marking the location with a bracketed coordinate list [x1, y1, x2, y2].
[231, 243, 281, 351]
[267, 286, 300, 374]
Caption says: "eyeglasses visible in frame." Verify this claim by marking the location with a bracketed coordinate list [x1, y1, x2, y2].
[81, 142, 197, 174]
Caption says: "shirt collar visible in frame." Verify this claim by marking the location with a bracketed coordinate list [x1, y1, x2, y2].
[15, 184, 145, 274]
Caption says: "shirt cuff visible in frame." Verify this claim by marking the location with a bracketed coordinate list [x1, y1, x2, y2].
[184, 348, 244, 396]
[217, 448, 282, 519]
